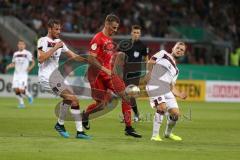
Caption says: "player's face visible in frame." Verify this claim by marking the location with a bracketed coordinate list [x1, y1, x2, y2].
[107, 21, 119, 36]
[131, 29, 141, 41]
[49, 24, 61, 39]
[17, 41, 26, 51]
[172, 44, 186, 57]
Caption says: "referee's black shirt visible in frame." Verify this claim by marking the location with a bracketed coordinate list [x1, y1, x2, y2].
[119, 39, 149, 85]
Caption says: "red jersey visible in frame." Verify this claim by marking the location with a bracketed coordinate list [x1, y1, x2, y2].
[89, 32, 117, 71]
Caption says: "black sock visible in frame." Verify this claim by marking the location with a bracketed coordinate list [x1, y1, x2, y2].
[130, 97, 139, 116]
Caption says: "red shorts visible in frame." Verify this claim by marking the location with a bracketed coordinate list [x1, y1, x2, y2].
[88, 69, 126, 101]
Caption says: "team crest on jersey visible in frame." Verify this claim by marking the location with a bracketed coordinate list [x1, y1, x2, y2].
[91, 43, 97, 50]
[134, 51, 140, 58]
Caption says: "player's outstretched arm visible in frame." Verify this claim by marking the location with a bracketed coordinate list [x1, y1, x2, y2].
[38, 41, 63, 64]
[5, 63, 15, 72]
[171, 84, 187, 99]
[64, 50, 111, 75]
[65, 50, 88, 62]
[27, 59, 35, 72]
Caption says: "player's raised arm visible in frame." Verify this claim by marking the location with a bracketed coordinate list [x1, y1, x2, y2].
[144, 57, 156, 83]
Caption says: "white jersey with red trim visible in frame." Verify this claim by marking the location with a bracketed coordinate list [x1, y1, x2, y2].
[12, 49, 33, 77]
[11, 49, 33, 89]
[150, 50, 179, 84]
[37, 36, 69, 81]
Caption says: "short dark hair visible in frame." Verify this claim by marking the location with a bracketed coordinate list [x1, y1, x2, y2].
[47, 19, 61, 28]
[18, 39, 25, 43]
[132, 25, 142, 30]
[105, 14, 120, 24]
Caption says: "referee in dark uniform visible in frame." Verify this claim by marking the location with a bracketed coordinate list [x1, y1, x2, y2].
[119, 25, 149, 122]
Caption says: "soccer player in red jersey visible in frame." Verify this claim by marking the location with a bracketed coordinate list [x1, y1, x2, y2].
[83, 14, 142, 138]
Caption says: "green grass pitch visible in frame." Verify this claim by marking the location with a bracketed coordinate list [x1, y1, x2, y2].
[0, 97, 240, 160]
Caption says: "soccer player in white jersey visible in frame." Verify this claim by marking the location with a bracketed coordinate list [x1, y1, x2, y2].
[6, 40, 35, 108]
[145, 42, 187, 141]
[37, 19, 110, 139]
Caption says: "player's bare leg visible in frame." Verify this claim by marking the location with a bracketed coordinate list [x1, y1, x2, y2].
[164, 108, 182, 141]
[14, 88, 25, 108]
[22, 88, 33, 104]
[151, 103, 166, 141]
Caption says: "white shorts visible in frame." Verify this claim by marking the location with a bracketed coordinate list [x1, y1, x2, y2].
[38, 72, 73, 96]
[12, 75, 28, 90]
[147, 91, 178, 110]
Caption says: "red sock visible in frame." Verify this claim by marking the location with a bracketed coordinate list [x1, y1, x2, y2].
[86, 103, 97, 114]
[122, 100, 132, 127]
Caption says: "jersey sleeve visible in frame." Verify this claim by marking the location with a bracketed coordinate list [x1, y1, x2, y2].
[37, 38, 46, 51]
[172, 74, 178, 85]
[89, 36, 101, 56]
[61, 42, 69, 53]
[151, 50, 165, 61]
[12, 52, 16, 63]
[27, 51, 33, 61]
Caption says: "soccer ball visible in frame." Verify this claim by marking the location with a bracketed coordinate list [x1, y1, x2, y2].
[125, 84, 141, 98]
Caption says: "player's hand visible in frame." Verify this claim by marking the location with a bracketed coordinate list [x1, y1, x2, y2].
[54, 41, 63, 49]
[179, 92, 187, 99]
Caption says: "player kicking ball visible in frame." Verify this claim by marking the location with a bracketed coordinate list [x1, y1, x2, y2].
[6, 40, 35, 108]
[145, 42, 187, 141]
[83, 14, 142, 138]
[37, 19, 109, 139]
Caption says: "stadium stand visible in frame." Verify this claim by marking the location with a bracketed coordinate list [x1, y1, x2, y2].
[0, 0, 239, 73]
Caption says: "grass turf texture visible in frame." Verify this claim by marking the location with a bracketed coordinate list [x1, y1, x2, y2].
[0, 97, 240, 160]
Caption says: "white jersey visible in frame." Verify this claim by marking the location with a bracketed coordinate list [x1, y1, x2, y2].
[12, 49, 33, 77]
[37, 36, 69, 81]
[11, 49, 32, 89]
[146, 50, 179, 109]
[150, 50, 179, 85]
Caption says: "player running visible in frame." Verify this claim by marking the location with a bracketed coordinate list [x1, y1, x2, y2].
[6, 40, 35, 108]
[37, 19, 109, 139]
[145, 42, 187, 141]
[83, 14, 142, 138]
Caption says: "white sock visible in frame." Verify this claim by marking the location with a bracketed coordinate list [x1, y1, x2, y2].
[57, 102, 70, 125]
[70, 109, 83, 132]
[165, 115, 177, 136]
[16, 94, 24, 105]
[24, 89, 32, 98]
[152, 112, 163, 137]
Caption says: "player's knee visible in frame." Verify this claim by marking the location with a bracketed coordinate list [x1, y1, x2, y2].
[169, 114, 179, 121]
[156, 109, 165, 115]
[20, 89, 25, 94]
[15, 91, 21, 95]
[71, 97, 79, 109]
[63, 99, 72, 105]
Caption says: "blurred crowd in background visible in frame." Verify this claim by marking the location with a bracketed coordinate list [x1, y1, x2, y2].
[0, 0, 240, 73]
